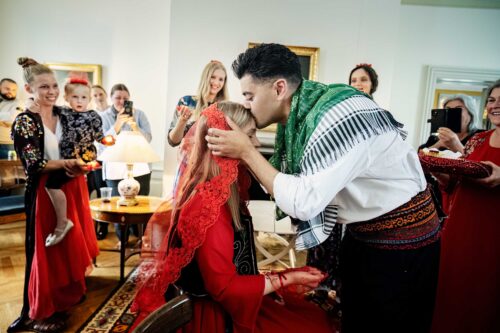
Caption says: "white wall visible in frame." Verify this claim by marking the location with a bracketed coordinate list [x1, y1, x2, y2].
[0, 0, 171, 196]
[391, 5, 500, 147]
[3, 0, 499, 194]
[163, 0, 402, 185]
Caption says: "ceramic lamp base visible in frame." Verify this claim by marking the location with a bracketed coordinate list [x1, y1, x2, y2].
[117, 176, 140, 206]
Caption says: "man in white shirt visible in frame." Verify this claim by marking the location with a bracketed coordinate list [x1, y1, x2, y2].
[207, 44, 440, 333]
[0, 78, 22, 159]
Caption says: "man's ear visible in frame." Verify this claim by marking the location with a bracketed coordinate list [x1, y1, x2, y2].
[25, 83, 33, 94]
[274, 79, 288, 100]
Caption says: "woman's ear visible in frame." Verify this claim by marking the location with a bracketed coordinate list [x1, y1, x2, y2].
[25, 83, 33, 94]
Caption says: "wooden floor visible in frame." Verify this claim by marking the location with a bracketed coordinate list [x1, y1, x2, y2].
[0, 220, 304, 332]
[0, 221, 141, 332]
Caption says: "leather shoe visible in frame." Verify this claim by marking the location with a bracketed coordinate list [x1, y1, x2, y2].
[96, 226, 108, 240]
[7, 316, 35, 333]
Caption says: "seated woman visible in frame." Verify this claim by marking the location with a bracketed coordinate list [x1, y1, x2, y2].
[431, 80, 500, 333]
[131, 102, 335, 333]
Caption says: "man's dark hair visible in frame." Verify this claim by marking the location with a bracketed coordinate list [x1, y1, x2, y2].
[0, 78, 17, 85]
[232, 43, 302, 88]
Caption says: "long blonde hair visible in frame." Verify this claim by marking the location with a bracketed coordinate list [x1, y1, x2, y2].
[174, 102, 253, 230]
[193, 61, 228, 119]
[17, 57, 53, 84]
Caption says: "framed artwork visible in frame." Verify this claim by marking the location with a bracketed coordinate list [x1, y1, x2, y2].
[433, 88, 483, 109]
[248, 43, 319, 81]
[45, 62, 102, 105]
[248, 43, 320, 133]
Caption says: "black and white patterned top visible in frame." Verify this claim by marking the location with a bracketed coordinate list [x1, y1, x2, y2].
[59, 108, 103, 163]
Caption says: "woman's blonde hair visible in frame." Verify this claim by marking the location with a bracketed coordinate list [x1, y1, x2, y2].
[193, 61, 228, 119]
[17, 57, 53, 84]
[174, 102, 253, 230]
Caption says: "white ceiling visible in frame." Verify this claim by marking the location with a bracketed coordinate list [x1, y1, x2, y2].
[401, 0, 500, 9]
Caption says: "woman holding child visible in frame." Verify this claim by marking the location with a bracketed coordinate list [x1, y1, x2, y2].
[7, 58, 98, 333]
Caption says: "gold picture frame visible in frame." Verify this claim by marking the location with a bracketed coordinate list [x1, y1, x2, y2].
[433, 88, 482, 109]
[433, 88, 487, 126]
[45, 62, 102, 105]
[248, 43, 320, 132]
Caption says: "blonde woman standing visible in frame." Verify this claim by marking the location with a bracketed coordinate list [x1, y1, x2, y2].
[167, 60, 228, 147]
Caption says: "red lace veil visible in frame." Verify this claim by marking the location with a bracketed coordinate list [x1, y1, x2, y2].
[131, 103, 250, 324]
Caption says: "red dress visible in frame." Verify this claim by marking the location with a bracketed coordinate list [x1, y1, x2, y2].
[28, 174, 99, 319]
[182, 203, 334, 333]
[432, 131, 500, 333]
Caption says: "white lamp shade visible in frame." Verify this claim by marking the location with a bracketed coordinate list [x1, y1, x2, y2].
[98, 131, 160, 163]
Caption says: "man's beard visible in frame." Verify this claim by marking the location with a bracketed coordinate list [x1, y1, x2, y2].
[0, 92, 16, 101]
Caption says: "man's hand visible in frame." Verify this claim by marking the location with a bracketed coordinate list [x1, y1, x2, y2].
[206, 117, 255, 159]
[285, 267, 326, 289]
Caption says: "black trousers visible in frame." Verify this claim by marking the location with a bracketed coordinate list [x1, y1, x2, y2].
[340, 233, 440, 333]
[86, 167, 106, 198]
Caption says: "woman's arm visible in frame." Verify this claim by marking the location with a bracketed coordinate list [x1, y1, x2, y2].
[44, 159, 86, 176]
[168, 106, 192, 146]
[477, 161, 500, 188]
[12, 114, 48, 176]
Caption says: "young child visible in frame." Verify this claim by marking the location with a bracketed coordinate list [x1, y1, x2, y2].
[43, 78, 104, 247]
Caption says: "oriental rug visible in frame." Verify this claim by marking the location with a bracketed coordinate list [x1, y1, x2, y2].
[77, 268, 140, 333]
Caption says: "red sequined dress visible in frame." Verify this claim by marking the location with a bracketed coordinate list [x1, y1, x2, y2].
[432, 130, 500, 332]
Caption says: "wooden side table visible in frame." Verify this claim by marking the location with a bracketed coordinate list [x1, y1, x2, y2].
[89, 195, 170, 282]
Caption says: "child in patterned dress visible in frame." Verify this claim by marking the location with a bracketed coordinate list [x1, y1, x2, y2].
[42, 78, 104, 246]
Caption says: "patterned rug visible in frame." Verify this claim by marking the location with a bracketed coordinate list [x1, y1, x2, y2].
[77, 268, 140, 333]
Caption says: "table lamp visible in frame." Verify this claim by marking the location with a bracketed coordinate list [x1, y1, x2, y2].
[98, 131, 160, 206]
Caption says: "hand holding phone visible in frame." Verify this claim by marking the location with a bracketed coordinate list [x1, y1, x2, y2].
[123, 100, 134, 116]
[429, 108, 462, 134]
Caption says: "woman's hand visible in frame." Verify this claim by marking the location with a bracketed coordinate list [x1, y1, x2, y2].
[26, 98, 40, 113]
[177, 105, 193, 124]
[476, 161, 500, 188]
[284, 267, 326, 289]
[127, 117, 139, 131]
[114, 113, 132, 133]
[63, 159, 86, 177]
[432, 127, 464, 154]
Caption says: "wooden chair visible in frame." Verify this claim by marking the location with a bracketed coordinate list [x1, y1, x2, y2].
[132, 294, 193, 333]
[249, 200, 297, 268]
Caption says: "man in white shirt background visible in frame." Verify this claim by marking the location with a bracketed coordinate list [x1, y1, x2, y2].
[207, 43, 440, 333]
[0, 78, 22, 159]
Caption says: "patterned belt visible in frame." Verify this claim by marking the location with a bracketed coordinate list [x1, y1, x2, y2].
[347, 187, 441, 250]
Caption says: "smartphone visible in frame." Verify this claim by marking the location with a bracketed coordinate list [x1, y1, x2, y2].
[123, 100, 133, 116]
[429, 107, 462, 133]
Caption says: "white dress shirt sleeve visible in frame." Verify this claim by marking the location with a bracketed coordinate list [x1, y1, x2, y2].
[273, 140, 370, 221]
